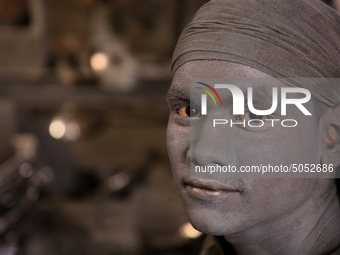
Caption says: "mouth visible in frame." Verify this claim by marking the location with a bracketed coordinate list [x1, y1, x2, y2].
[184, 179, 241, 200]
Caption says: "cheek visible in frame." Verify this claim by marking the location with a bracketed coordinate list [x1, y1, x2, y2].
[244, 179, 315, 218]
[233, 121, 321, 167]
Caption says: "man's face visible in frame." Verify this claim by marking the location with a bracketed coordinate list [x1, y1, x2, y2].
[166, 60, 334, 236]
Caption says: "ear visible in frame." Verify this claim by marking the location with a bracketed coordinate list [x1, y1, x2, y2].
[323, 104, 340, 166]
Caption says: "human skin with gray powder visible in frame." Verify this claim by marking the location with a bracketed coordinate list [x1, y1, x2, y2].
[166, 0, 340, 254]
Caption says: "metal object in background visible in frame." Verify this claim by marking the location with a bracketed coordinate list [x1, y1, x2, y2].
[0, 134, 39, 235]
[0, 133, 53, 254]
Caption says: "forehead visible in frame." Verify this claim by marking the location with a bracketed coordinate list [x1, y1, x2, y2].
[169, 60, 289, 99]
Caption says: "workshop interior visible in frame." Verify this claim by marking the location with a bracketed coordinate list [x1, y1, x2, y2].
[0, 0, 339, 254]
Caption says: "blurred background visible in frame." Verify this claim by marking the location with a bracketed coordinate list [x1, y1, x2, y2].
[0, 0, 338, 254]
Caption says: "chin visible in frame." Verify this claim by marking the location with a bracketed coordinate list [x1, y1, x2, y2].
[189, 218, 226, 236]
[182, 202, 246, 236]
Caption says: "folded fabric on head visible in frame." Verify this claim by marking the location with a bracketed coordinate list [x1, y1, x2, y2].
[172, 0, 340, 106]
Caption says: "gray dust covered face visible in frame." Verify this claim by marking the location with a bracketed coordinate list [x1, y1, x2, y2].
[166, 60, 340, 255]
[166, 0, 340, 253]
[166, 60, 335, 233]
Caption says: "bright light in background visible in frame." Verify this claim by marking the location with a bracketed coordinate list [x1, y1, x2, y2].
[49, 118, 81, 141]
[90, 52, 109, 72]
[109, 172, 130, 190]
[179, 222, 202, 239]
[49, 119, 66, 139]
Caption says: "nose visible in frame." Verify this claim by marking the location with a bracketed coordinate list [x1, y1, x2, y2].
[191, 114, 237, 167]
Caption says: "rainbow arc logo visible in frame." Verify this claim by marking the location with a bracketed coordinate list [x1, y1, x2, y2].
[196, 82, 223, 106]
[196, 82, 222, 115]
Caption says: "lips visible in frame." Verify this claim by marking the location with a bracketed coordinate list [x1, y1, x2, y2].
[184, 179, 240, 200]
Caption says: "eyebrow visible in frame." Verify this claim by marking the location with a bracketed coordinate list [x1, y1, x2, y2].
[165, 83, 190, 102]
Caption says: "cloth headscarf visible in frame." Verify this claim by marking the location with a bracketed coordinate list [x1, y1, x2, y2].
[172, 0, 340, 106]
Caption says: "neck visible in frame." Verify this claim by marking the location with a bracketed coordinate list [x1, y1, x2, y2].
[224, 186, 340, 255]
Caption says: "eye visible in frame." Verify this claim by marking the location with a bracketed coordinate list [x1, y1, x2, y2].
[236, 111, 268, 121]
[177, 106, 201, 118]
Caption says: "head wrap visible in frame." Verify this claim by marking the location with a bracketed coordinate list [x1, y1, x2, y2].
[172, 0, 340, 106]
